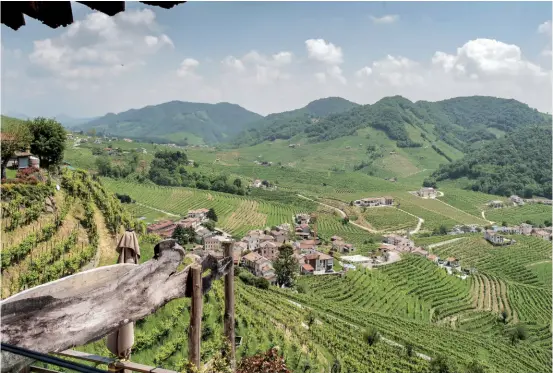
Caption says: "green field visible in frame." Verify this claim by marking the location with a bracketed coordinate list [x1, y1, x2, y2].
[486, 204, 552, 226]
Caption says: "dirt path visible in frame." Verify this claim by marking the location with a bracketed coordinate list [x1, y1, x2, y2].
[287, 298, 432, 361]
[427, 237, 467, 249]
[297, 194, 378, 234]
[481, 210, 494, 224]
[396, 208, 424, 234]
[135, 202, 180, 218]
[94, 208, 118, 267]
[433, 197, 488, 223]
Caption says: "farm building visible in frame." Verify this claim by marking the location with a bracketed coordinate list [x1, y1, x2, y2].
[6, 151, 40, 170]
[331, 241, 355, 254]
[341, 255, 372, 264]
[187, 208, 210, 221]
[488, 200, 504, 208]
[353, 196, 394, 207]
[303, 252, 334, 274]
[484, 230, 514, 246]
[531, 230, 553, 241]
[510, 195, 524, 205]
[385, 235, 414, 251]
[417, 187, 437, 198]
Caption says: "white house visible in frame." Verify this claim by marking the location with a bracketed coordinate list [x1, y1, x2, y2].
[187, 208, 210, 221]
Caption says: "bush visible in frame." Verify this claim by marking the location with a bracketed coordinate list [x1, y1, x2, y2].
[363, 327, 380, 346]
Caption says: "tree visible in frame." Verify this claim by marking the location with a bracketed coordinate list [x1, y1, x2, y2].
[363, 327, 380, 346]
[465, 360, 486, 373]
[202, 220, 215, 231]
[1, 118, 32, 179]
[207, 207, 218, 222]
[405, 342, 414, 357]
[331, 359, 341, 373]
[502, 221, 508, 227]
[439, 225, 448, 235]
[430, 355, 452, 373]
[28, 117, 67, 170]
[305, 310, 316, 328]
[500, 310, 508, 324]
[509, 324, 529, 345]
[273, 244, 298, 288]
[233, 178, 242, 188]
[172, 225, 195, 245]
[342, 216, 349, 225]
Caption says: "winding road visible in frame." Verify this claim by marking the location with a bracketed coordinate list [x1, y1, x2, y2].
[297, 194, 378, 233]
[297, 194, 425, 235]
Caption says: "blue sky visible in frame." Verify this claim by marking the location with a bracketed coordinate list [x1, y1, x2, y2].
[1, 1, 551, 117]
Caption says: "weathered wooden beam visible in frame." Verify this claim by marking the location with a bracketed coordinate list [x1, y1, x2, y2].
[187, 264, 202, 369]
[1, 240, 232, 373]
[222, 242, 236, 370]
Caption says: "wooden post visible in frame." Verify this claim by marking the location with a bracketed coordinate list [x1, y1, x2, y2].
[223, 241, 236, 370]
[188, 264, 202, 369]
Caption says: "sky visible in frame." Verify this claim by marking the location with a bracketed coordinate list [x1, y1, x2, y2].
[1, 1, 552, 118]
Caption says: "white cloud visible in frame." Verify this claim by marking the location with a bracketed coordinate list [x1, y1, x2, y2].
[220, 50, 293, 85]
[432, 39, 547, 80]
[369, 14, 399, 24]
[28, 9, 173, 81]
[177, 58, 200, 78]
[538, 20, 552, 35]
[305, 39, 343, 65]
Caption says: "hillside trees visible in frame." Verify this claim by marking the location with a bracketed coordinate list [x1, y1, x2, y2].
[147, 150, 246, 196]
[431, 127, 552, 198]
[1, 117, 32, 179]
[27, 117, 67, 170]
[273, 244, 298, 287]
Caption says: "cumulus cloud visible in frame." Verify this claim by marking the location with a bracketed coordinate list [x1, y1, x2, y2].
[537, 20, 552, 57]
[432, 39, 547, 80]
[369, 15, 399, 24]
[29, 9, 173, 81]
[305, 39, 346, 84]
[219, 50, 293, 85]
[305, 39, 343, 65]
[177, 58, 200, 79]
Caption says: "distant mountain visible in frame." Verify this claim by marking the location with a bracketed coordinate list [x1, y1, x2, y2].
[229, 97, 359, 147]
[2, 111, 29, 121]
[54, 114, 100, 129]
[302, 95, 551, 150]
[431, 126, 552, 199]
[77, 101, 263, 145]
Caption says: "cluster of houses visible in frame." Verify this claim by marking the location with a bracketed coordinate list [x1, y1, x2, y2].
[353, 196, 394, 207]
[448, 224, 480, 235]
[146, 208, 212, 239]
[488, 195, 553, 209]
[484, 223, 552, 244]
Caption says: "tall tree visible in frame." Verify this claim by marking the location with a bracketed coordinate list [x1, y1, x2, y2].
[207, 207, 218, 222]
[273, 244, 298, 287]
[171, 225, 195, 245]
[0, 118, 32, 179]
[28, 117, 67, 170]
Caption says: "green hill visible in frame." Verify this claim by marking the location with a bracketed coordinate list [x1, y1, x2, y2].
[304, 96, 550, 150]
[230, 97, 359, 147]
[431, 126, 552, 198]
[77, 101, 263, 145]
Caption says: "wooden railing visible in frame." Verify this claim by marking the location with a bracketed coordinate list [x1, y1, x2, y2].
[29, 242, 236, 373]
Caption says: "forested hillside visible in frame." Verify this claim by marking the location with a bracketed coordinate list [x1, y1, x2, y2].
[229, 95, 551, 152]
[430, 126, 552, 198]
[304, 96, 550, 149]
[230, 97, 359, 147]
[78, 101, 263, 145]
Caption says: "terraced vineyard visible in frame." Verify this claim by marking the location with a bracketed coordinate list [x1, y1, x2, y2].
[486, 204, 552, 226]
[362, 207, 418, 232]
[438, 187, 502, 217]
[102, 179, 308, 237]
[0, 170, 132, 299]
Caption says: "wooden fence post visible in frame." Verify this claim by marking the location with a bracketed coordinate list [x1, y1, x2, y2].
[188, 264, 202, 369]
[223, 241, 236, 370]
